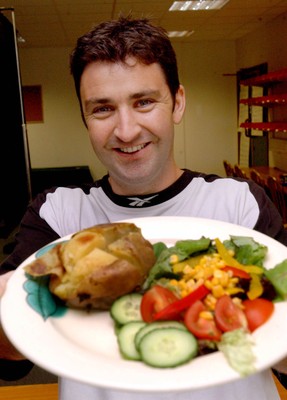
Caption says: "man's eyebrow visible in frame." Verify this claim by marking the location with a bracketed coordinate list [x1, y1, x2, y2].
[84, 97, 110, 108]
[131, 90, 160, 99]
[84, 90, 160, 108]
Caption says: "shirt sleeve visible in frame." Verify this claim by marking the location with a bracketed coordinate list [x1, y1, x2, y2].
[247, 180, 287, 246]
[0, 190, 60, 275]
[0, 359, 34, 381]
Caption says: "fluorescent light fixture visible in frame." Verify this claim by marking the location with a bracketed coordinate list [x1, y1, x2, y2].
[169, 0, 229, 11]
[168, 30, 194, 37]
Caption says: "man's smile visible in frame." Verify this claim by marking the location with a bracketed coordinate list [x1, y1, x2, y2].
[117, 143, 148, 153]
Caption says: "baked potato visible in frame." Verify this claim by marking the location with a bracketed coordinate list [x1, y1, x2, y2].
[24, 222, 156, 310]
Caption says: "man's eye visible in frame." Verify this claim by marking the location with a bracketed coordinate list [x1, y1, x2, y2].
[94, 105, 113, 114]
[137, 99, 153, 107]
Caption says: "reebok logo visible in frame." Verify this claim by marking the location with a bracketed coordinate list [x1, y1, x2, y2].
[127, 195, 158, 207]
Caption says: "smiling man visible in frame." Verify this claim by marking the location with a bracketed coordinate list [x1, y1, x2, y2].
[80, 58, 185, 195]
[0, 15, 287, 400]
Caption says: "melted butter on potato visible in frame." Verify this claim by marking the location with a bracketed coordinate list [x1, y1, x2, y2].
[60, 232, 107, 272]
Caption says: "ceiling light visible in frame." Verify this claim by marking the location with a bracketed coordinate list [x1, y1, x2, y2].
[169, 0, 229, 11]
[168, 31, 194, 38]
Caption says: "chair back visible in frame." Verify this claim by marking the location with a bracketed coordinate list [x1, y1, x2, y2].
[223, 160, 234, 177]
[250, 169, 265, 188]
[266, 176, 287, 225]
[234, 165, 248, 179]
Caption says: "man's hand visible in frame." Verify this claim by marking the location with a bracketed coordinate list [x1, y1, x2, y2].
[0, 271, 26, 360]
[0, 271, 14, 297]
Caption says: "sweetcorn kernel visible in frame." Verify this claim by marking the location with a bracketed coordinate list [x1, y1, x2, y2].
[169, 254, 180, 264]
[204, 293, 217, 310]
[199, 310, 214, 320]
[232, 297, 244, 309]
[183, 265, 194, 275]
[211, 285, 225, 298]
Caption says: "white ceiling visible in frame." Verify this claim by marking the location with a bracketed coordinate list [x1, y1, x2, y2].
[1, 0, 287, 48]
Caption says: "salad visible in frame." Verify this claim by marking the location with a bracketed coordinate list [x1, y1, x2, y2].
[110, 235, 287, 375]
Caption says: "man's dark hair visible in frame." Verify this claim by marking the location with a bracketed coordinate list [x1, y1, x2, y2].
[70, 15, 180, 113]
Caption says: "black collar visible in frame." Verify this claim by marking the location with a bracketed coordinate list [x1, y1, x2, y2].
[98, 170, 195, 208]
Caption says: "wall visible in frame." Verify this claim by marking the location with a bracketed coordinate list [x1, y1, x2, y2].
[236, 13, 287, 70]
[18, 12, 287, 181]
[19, 40, 237, 180]
[176, 40, 237, 174]
[19, 48, 107, 180]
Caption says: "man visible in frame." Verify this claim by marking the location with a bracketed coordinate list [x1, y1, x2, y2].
[0, 15, 286, 400]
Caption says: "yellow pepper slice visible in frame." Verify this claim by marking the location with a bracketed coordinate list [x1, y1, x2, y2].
[172, 254, 204, 273]
[214, 238, 263, 275]
[247, 273, 264, 300]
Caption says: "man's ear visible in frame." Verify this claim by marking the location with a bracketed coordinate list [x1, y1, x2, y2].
[173, 84, 186, 124]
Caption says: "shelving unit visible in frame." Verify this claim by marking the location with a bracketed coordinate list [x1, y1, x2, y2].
[239, 68, 287, 133]
[239, 67, 287, 170]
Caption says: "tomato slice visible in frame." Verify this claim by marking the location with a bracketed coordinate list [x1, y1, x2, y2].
[140, 285, 179, 323]
[242, 298, 274, 332]
[153, 284, 210, 321]
[215, 295, 248, 332]
[184, 300, 222, 341]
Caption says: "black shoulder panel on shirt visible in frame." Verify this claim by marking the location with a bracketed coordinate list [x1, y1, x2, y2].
[0, 359, 34, 381]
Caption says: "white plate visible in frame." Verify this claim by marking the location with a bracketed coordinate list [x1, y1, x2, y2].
[2, 216, 287, 392]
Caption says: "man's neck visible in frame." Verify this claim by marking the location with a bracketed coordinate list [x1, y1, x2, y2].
[108, 167, 183, 196]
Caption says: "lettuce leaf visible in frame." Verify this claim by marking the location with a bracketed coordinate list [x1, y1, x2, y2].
[142, 237, 211, 290]
[223, 236, 267, 266]
[218, 328, 256, 376]
[264, 260, 287, 300]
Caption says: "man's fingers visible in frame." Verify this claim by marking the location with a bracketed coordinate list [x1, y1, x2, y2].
[0, 271, 14, 297]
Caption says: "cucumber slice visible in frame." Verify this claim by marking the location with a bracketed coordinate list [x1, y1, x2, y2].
[135, 321, 187, 351]
[139, 327, 198, 368]
[110, 293, 143, 325]
[118, 321, 146, 360]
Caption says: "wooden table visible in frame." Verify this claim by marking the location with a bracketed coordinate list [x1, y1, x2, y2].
[241, 166, 287, 199]
[0, 383, 58, 400]
[241, 166, 287, 184]
[239, 165, 287, 226]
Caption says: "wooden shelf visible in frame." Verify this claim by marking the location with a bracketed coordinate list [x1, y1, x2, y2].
[240, 68, 287, 86]
[240, 121, 287, 132]
[240, 94, 287, 106]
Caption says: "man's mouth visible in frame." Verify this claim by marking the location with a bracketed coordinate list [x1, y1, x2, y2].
[118, 143, 147, 153]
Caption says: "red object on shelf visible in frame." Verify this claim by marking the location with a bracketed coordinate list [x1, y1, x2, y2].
[240, 122, 287, 132]
[240, 94, 287, 106]
[240, 68, 287, 86]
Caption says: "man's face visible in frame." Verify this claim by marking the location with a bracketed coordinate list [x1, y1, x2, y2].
[80, 58, 185, 195]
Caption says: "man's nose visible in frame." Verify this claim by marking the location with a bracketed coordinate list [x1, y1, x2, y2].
[114, 109, 141, 142]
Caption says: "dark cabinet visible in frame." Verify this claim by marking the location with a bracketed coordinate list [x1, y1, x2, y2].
[0, 10, 31, 237]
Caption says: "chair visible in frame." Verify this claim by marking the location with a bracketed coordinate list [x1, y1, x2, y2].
[266, 176, 287, 227]
[233, 164, 248, 179]
[223, 160, 235, 177]
[250, 169, 265, 188]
